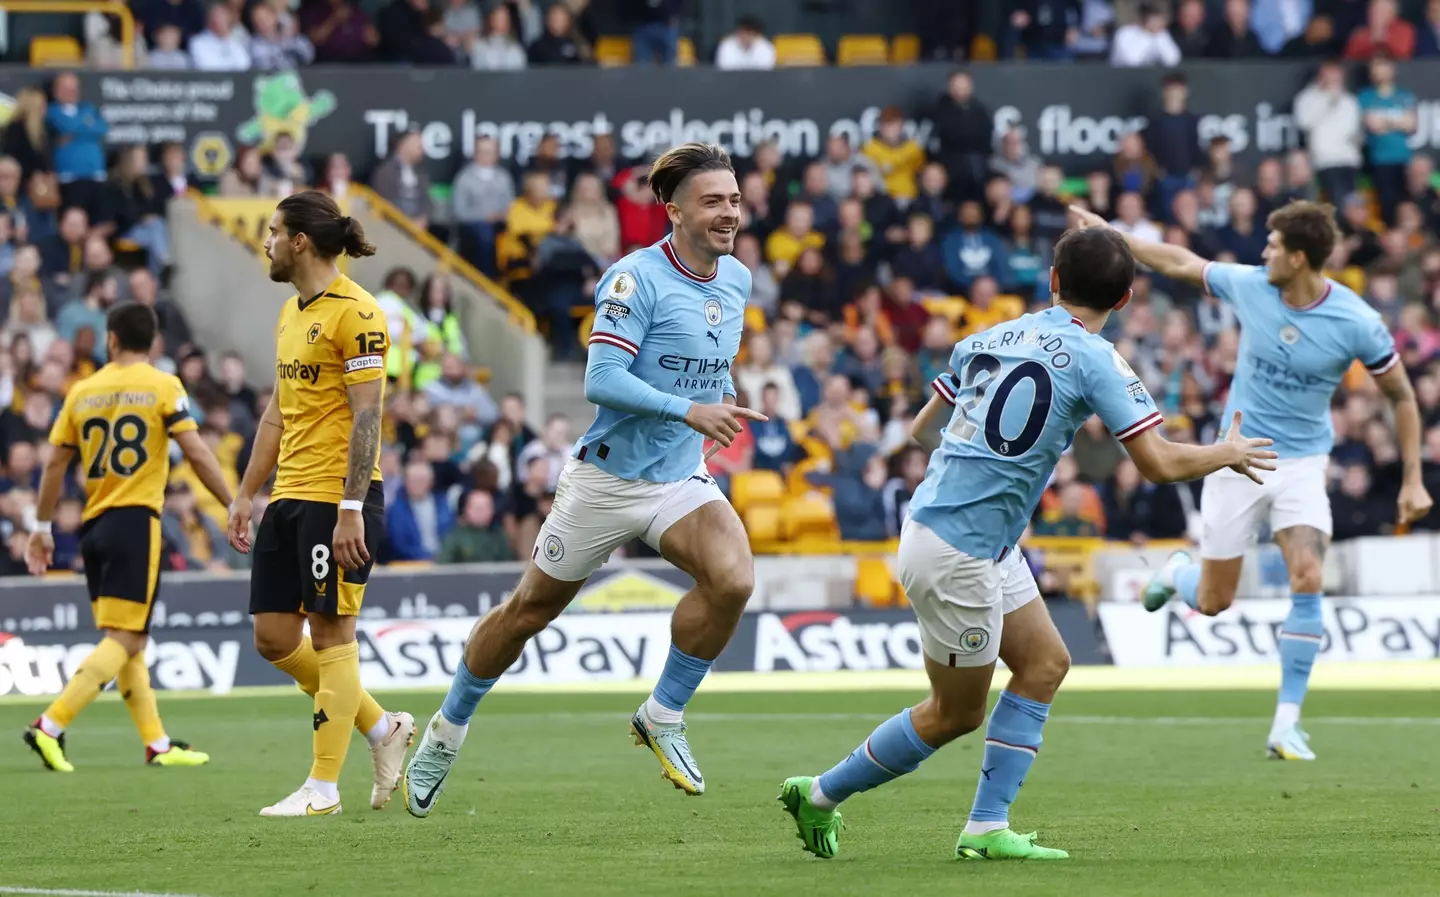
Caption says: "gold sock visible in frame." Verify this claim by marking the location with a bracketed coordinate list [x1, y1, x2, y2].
[42, 637, 129, 730]
[117, 652, 167, 746]
[310, 641, 362, 784]
[271, 637, 386, 736]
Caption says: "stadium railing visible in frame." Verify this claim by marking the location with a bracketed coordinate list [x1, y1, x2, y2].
[343, 185, 548, 413]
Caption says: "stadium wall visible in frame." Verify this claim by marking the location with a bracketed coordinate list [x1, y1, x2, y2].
[3, 546, 1438, 697]
[5, 61, 1440, 185]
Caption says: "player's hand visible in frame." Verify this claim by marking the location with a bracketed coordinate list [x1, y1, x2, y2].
[684, 403, 768, 449]
[1223, 411, 1278, 485]
[227, 496, 254, 554]
[1398, 478, 1433, 525]
[1067, 204, 1110, 230]
[332, 510, 369, 572]
[25, 531, 53, 577]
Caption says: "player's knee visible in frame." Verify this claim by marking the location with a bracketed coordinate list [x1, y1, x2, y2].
[253, 629, 300, 662]
[701, 565, 754, 610]
[105, 628, 147, 657]
[1022, 647, 1071, 695]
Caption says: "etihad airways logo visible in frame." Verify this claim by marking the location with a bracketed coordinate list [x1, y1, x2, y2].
[277, 359, 323, 383]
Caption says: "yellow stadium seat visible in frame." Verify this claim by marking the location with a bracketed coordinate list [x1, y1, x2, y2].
[854, 557, 901, 606]
[744, 505, 782, 544]
[922, 296, 968, 326]
[594, 36, 633, 67]
[731, 469, 785, 516]
[781, 495, 838, 542]
[774, 33, 826, 67]
[677, 36, 697, 66]
[837, 34, 888, 66]
[971, 33, 998, 61]
[31, 35, 82, 67]
[890, 33, 920, 64]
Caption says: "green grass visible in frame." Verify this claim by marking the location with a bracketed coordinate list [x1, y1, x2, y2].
[1, 688, 1437, 897]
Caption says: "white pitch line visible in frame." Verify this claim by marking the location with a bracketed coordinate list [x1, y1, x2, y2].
[0, 888, 203, 897]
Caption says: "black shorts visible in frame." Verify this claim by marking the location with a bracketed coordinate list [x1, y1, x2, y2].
[249, 481, 385, 617]
[80, 506, 162, 633]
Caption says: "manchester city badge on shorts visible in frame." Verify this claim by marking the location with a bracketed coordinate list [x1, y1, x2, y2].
[958, 627, 990, 653]
[704, 298, 723, 326]
[543, 534, 565, 563]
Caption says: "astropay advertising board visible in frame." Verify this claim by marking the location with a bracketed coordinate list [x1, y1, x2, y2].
[1098, 598, 1440, 667]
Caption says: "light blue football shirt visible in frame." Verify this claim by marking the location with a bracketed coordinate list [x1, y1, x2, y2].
[579, 237, 749, 483]
[909, 305, 1163, 560]
[1203, 262, 1397, 458]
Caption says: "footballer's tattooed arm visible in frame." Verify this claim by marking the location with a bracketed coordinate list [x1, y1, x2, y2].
[342, 378, 383, 504]
[331, 378, 382, 571]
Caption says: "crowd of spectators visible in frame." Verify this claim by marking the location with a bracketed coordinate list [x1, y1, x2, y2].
[412, 56, 1440, 564]
[10, 0, 1440, 582]
[70, 0, 1440, 72]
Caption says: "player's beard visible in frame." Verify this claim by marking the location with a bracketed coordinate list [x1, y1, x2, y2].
[267, 256, 293, 283]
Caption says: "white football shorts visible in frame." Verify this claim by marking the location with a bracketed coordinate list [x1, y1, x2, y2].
[1200, 454, 1331, 560]
[898, 519, 1039, 668]
[532, 458, 727, 581]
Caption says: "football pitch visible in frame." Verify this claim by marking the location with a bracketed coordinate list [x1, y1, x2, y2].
[1, 685, 1437, 897]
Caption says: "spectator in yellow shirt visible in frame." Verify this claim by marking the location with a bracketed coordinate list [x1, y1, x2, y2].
[862, 106, 926, 202]
[764, 201, 825, 277]
[959, 275, 1012, 338]
[505, 171, 558, 243]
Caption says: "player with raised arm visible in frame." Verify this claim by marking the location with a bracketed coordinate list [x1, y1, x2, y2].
[23, 304, 230, 771]
[1072, 200, 1433, 761]
[778, 226, 1277, 861]
[403, 143, 764, 818]
[226, 191, 415, 816]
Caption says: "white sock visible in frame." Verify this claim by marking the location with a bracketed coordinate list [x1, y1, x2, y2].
[809, 777, 838, 810]
[305, 777, 340, 803]
[148, 736, 171, 753]
[644, 694, 683, 726]
[430, 712, 469, 748]
[1271, 702, 1301, 740]
[1159, 556, 1181, 588]
[38, 715, 63, 738]
[963, 819, 1009, 836]
[364, 714, 392, 749]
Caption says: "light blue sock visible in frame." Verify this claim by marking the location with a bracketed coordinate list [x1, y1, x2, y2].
[968, 691, 1049, 824]
[1175, 562, 1202, 609]
[1278, 593, 1324, 708]
[439, 659, 499, 726]
[816, 708, 936, 805]
[651, 645, 713, 712]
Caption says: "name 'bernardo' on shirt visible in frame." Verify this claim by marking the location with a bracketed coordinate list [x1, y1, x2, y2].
[660, 353, 731, 391]
[972, 325, 1074, 369]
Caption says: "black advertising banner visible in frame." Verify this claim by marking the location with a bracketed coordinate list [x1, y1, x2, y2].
[0, 563, 693, 634]
[5, 61, 1440, 182]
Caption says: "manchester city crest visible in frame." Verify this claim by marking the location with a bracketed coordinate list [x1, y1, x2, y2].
[1279, 325, 1300, 345]
[704, 298, 723, 326]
